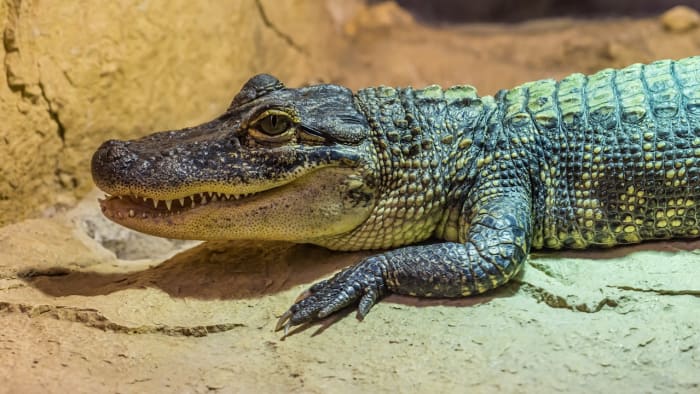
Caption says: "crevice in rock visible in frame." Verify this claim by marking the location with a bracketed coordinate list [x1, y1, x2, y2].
[0, 301, 246, 337]
[0, 283, 25, 291]
[2, 0, 19, 91]
[526, 260, 564, 280]
[38, 80, 66, 143]
[254, 0, 306, 54]
[515, 281, 619, 313]
[608, 285, 700, 296]
[18, 267, 70, 278]
[2, 1, 66, 145]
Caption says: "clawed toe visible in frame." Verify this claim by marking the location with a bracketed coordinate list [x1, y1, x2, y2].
[274, 258, 388, 336]
[275, 309, 294, 337]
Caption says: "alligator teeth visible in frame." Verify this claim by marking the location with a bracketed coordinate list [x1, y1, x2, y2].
[119, 191, 259, 212]
[128, 209, 135, 218]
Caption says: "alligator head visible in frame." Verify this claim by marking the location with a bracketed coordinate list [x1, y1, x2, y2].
[91, 74, 380, 243]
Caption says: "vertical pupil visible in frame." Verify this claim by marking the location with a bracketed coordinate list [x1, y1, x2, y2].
[270, 115, 278, 128]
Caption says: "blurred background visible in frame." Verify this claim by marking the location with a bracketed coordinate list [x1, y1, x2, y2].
[386, 0, 700, 22]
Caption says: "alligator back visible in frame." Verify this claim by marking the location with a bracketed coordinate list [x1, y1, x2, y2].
[496, 57, 700, 249]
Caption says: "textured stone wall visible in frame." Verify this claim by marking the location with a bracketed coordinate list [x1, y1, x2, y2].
[0, 0, 346, 225]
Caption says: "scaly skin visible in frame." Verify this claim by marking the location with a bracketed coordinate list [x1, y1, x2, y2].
[91, 57, 700, 335]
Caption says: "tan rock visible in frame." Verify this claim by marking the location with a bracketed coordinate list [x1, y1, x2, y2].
[660, 5, 700, 33]
[344, 1, 414, 36]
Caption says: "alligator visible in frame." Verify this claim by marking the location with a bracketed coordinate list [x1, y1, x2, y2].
[92, 56, 700, 335]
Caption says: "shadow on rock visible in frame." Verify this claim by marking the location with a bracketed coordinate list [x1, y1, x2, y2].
[20, 240, 371, 300]
[532, 238, 700, 260]
[280, 290, 506, 339]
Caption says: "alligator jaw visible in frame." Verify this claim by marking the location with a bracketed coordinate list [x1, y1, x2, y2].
[99, 190, 260, 220]
[96, 167, 375, 242]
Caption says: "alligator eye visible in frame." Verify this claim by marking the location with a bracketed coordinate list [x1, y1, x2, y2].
[258, 114, 291, 136]
[248, 110, 296, 143]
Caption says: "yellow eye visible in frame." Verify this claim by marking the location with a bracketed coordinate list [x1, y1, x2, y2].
[257, 114, 291, 135]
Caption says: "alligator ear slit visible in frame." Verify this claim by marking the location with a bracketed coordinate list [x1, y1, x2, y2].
[299, 124, 339, 144]
[299, 123, 324, 137]
[337, 115, 365, 124]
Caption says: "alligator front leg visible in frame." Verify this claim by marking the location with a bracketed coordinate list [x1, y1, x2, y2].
[275, 189, 532, 334]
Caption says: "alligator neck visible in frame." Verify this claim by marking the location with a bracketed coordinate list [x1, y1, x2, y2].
[312, 84, 496, 251]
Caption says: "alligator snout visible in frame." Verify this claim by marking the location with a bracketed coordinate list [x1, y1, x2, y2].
[91, 139, 141, 189]
[94, 139, 136, 163]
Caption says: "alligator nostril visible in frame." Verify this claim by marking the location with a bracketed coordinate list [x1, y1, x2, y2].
[91, 139, 139, 184]
[100, 139, 132, 161]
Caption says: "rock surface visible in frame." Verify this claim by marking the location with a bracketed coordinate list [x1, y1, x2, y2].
[2, 2, 700, 393]
[660, 5, 700, 32]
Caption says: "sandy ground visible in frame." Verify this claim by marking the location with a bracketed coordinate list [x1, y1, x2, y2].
[2, 5, 700, 394]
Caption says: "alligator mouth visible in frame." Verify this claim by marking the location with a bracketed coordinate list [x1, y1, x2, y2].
[96, 163, 344, 222]
[95, 165, 372, 242]
[99, 191, 260, 220]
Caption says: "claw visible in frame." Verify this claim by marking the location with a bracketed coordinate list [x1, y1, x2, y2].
[275, 257, 388, 334]
[275, 309, 293, 334]
[358, 289, 378, 319]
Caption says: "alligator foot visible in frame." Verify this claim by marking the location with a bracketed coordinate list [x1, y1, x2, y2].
[275, 256, 388, 337]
